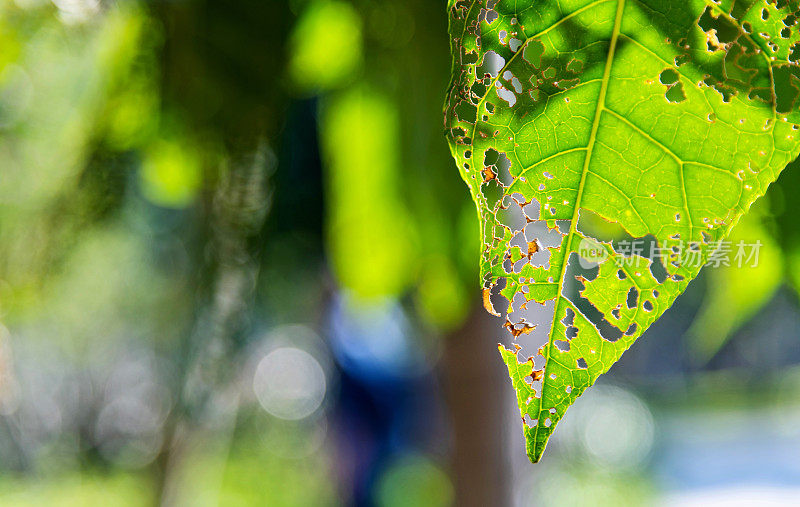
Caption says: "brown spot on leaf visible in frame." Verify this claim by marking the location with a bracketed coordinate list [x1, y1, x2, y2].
[527, 240, 539, 258]
[524, 358, 544, 382]
[503, 319, 536, 338]
[483, 287, 500, 316]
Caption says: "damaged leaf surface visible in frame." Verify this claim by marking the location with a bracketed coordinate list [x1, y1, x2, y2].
[444, 0, 800, 462]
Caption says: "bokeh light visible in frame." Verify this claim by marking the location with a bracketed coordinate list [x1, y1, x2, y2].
[253, 346, 327, 421]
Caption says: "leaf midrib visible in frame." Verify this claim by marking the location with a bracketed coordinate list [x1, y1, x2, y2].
[532, 0, 627, 460]
[468, 0, 614, 208]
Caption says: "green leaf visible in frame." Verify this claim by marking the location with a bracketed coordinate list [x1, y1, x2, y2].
[444, 0, 800, 462]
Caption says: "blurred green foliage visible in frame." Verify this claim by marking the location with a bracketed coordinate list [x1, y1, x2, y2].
[322, 85, 419, 300]
[0, 473, 153, 506]
[0, 0, 798, 503]
[687, 202, 784, 363]
[292, 0, 479, 330]
[289, 0, 362, 92]
[374, 454, 454, 507]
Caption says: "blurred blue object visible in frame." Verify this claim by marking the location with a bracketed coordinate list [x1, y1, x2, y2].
[327, 293, 446, 506]
[329, 294, 430, 386]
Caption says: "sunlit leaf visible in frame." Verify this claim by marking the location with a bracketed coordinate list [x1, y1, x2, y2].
[445, 0, 800, 462]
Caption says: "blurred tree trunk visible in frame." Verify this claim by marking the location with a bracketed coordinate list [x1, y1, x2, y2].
[150, 1, 291, 503]
[443, 303, 510, 506]
[155, 150, 272, 506]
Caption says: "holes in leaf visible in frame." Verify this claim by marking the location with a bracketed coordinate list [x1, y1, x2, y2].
[576, 208, 628, 243]
[483, 277, 507, 316]
[649, 255, 668, 284]
[563, 253, 622, 343]
[522, 199, 541, 221]
[478, 6, 499, 24]
[556, 78, 580, 90]
[483, 148, 514, 186]
[617, 269, 626, 280]
[480, 178, 504, 209]
[774, 64, 800, 114]
[576, 358, 588, 369]
[522, 39, 545, 68]
[625, 322, 637, 336]
[498, 195, 527, 233]
[510, 76, 524, 93]
[698, 7, 740, 46]
[566, 58, 583, 74]
[659, 68, 679, 85]
[664, 82, 686, 103]
[561, 308, 578, 339]
[471, 80, 487, 99]
[454, 101, 477, 123]
[503, 320, 536, 338]
[703, 75, 736, 102]
[643, 300, 654, 312]
[565, 325, 578, 340]
[496, 82, 517, 107]
[555, 339, 570, 352]
[790, 43, 800, 64]
[478, 50, 505, 78]
[503, 257, 514, 273]
[524, 220, 564, 249]
[508, 299, 555, 358]
[523, 414, 536, 428]
[626, 287, 639, 309]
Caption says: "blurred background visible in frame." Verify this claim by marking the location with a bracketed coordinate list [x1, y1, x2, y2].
[0, 0, 799, 505]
